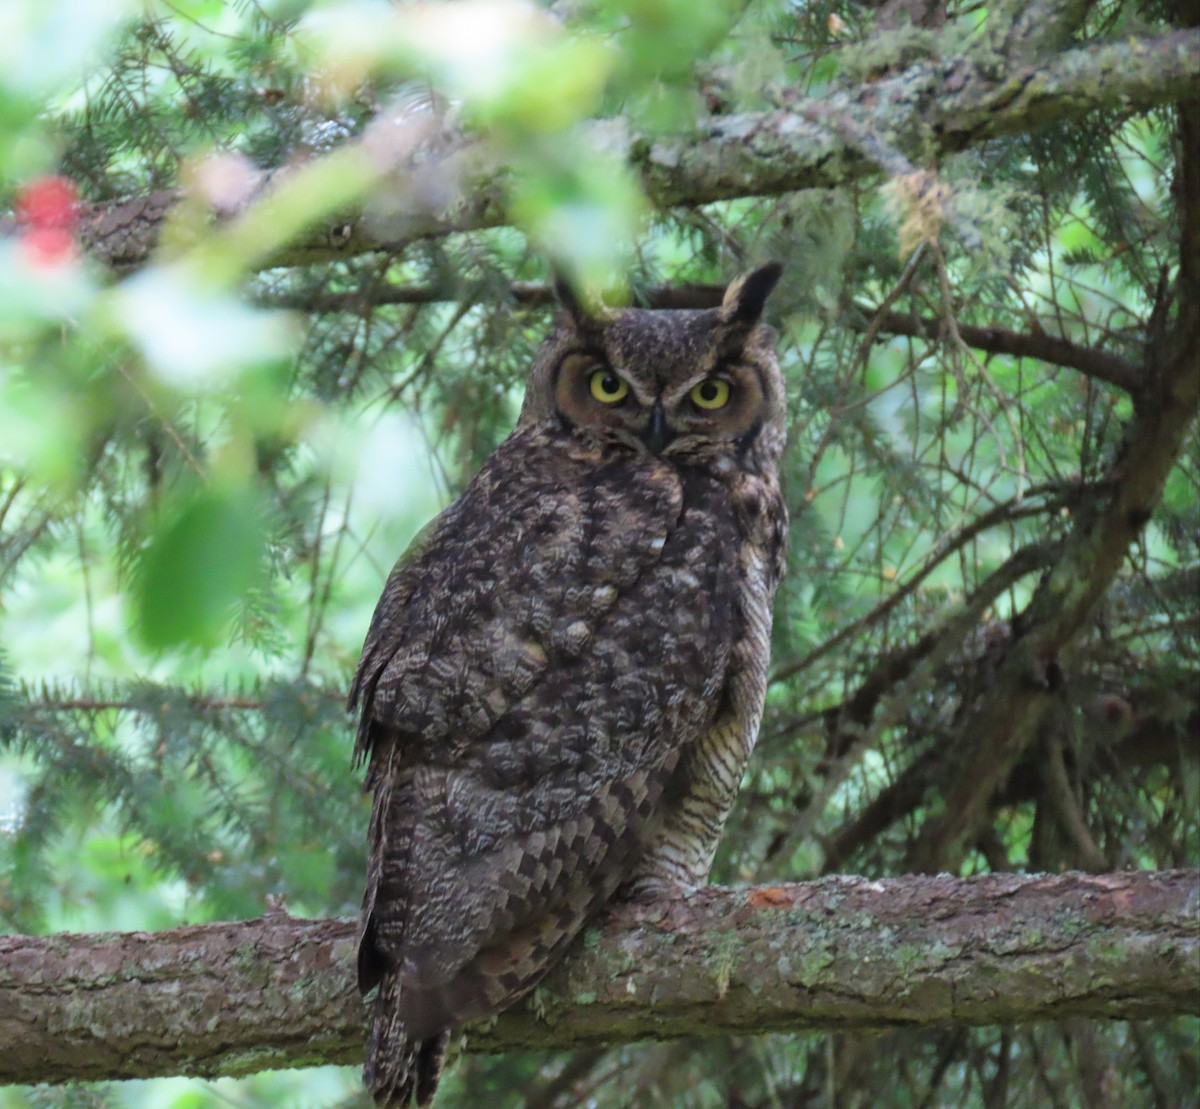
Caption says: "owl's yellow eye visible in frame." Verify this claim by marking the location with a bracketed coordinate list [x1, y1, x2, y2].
[689, 378, 731, 410]
[589, 369, 630, 404]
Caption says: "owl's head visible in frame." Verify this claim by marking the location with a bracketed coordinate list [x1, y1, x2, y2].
[519, 264, 785, 474]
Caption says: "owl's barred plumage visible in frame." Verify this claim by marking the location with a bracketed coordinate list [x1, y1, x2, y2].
[349, 265, 787, 1106]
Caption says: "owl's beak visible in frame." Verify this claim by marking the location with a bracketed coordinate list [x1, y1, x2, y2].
[639, 402, 674, 456]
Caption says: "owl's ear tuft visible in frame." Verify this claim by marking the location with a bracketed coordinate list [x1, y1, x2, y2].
[552, 270, 598, 332]
[718, 262, 783, 327]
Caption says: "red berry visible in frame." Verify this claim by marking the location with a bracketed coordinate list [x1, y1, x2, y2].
[15, 176, 79, 232]
[14, 176, 79, 265]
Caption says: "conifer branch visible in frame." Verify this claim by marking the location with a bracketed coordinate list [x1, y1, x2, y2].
[258, 283, 1142, 392]
[13, 26, 1196, 274]
[908, 93, 1200, 871]
[867, 312, 1142, 394]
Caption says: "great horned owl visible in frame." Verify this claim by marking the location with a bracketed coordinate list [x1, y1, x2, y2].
[349, 264, 788, 1106]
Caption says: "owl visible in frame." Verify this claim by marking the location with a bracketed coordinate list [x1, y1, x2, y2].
[348, 263, 788, 1106]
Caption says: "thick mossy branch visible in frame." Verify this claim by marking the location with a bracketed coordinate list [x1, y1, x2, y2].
[0, 871, 1196, 1085]
[35, 25, 1200, 273]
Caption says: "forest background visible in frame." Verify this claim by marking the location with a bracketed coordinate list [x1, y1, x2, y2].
[0, 0, 1197, 1106]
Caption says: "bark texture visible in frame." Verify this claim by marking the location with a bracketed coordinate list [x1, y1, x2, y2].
[1, 870, 1196, 1085]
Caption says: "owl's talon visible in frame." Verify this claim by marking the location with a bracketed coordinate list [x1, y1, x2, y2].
[614, 876, 699, 905]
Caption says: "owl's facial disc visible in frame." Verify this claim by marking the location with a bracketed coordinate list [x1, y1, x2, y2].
[554, 353, 680, 456]
[552, 343, 772, 459]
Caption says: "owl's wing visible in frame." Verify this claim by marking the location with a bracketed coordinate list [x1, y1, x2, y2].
[351, 428, 739, 1039]
[347, 512, 442, 765]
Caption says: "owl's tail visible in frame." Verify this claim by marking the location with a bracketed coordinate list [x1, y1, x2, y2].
[365, 972, 449, 1107]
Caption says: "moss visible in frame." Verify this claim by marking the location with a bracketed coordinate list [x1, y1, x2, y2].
[840, 28, 940, 83]
[712, 932, 739, 1000]
[231, 942, 261, 973]
[799, 943, 837, 978]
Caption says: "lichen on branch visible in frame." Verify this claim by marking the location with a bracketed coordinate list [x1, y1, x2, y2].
[0, 871, 1195, 1086]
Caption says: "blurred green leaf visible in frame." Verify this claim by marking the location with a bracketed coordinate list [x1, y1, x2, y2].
[1, 0, 133, 96]
[475, 36, 612, 135]
[510, 138, 647, 290]
[111, 267, 294, 390]
[135, 486, 266, 650]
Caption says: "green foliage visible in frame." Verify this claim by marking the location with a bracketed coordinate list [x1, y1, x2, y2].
[134, 486, 267, 648]
[0, 0, 1196, 1107]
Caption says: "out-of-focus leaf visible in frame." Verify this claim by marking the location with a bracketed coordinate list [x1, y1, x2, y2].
[112, 267, 294, 390]
[0, 0, 133, 96]
[0, 240, 94, 324]
[134, 486, 266, 650]
[0, 374, 90, 486]
[475, 37, 612, 135]
[510, 138, 647, 291]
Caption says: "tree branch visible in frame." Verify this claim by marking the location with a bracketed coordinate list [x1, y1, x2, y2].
[1, 871, 1196, 1086]
[253, 281, 724, 314]
[259, 281, 1142, 399]
[1038, 731, 1111, 873]
[868, 311, 1142, 394]
[17, 26, 1196, 274]
[909, 94, 1200, 873]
